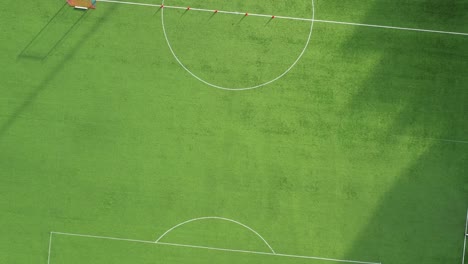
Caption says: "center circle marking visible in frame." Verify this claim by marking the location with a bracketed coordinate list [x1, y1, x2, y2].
[161, 0, 315, 91]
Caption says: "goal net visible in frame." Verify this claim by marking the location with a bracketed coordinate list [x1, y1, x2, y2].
[67, 0, 96, 9]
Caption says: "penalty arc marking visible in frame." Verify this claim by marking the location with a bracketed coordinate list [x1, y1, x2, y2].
[154, 216, 276, 253]
[97, 0, 468, 91]
[160, 0, 315, 91]
[47, 216, 382, 264]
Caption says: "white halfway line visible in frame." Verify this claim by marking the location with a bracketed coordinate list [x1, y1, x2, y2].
[49, 231, 381, 264]
[97, 0, 468, 36]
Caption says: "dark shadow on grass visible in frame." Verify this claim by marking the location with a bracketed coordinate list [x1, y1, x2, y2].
[180, 9, 189, 17]
[17, 2, 68, 60]
[343, 145, 468, 264]
[41, 11, 87, 61]
[0, 4, 118, 139]
[316, 1, 468, 263]
[18, 7, 87, 61]
[208, 12, 217, 21]
[153, 6, 161, 15]
[237, 15, 247, 24]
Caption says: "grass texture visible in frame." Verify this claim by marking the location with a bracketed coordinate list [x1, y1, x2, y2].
[0, 0, 467, 263]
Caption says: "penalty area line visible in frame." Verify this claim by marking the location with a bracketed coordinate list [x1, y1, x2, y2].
[50, 231, 381, 264]
[96, 0, 468, 36]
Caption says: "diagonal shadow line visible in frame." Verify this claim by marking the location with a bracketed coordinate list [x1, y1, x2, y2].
[208, 12, 216, 21]
[238, 15, 247, 24]
[0, 4, 118, 139]
[18, 3, 68, 59]
[42, 11, 87, 61]
[180, 8, 189, 17]
[153, 6, 162, 15]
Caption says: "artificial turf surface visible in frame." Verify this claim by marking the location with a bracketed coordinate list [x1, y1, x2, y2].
[1, 0, 467, 263]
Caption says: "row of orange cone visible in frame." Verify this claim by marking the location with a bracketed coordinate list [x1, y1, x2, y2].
[159, 5, 276, 18]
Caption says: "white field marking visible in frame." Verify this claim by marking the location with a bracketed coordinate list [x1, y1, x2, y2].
[51, 231, 157, 244]
[408, 137, 468, 145]
[462, 209, 468, 264]
[47, 232, 53, 264]
[160, 0, 315, 90]
[97, 0, 468, 37]
[434, 138, 468, 144]
[157, 241, 382, 264]
[154, 216, 275, 254]
[96, 0, 468, 143]
[50, 231, 381, 264]
[313, 19, 468, 36]
[97, 0, 467, 91]
[98, 0, 161, 8]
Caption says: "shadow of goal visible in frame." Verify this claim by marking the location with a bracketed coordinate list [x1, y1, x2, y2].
[18, 3, 88, 61]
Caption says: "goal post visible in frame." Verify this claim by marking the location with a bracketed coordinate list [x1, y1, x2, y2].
[67, 0, 97, 9]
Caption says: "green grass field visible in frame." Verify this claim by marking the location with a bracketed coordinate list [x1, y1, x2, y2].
[1, 0, 467, 263]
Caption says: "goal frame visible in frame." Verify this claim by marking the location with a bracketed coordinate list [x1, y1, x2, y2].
[67, 0, 97, 9]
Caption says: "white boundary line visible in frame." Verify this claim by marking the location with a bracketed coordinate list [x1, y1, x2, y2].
[97, 0, 468, 91]
[462, 209, 468, 264]
[406, 136, 468, 145]
[97, 0, 468, 37]
[49, 231, 381, 264]
[159, 0, 315, 91]
[433, 138, 468, 144]
[433, 138, 468, 145]
[92, 0, 468, 144]
[154, 216, 275, 254]
[313, 19, 468, 36]
[47, 232, 53, 264]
